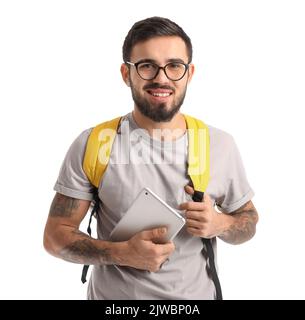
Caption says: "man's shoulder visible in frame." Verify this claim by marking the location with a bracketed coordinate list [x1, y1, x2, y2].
[76, 127, 93, 143]
[207, 124, 233, 139]
[207, 124, 235, 151]
[185, 114, 234, 144]
[68, 128, 93, 153]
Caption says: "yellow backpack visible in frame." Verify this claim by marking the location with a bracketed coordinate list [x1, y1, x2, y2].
[83, 114, 210, 193]
[81, 114, 222, 299]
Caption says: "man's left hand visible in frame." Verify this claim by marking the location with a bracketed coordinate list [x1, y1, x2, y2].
[179, 185, 225, 239]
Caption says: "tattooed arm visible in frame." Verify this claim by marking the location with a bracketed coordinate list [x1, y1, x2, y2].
[43, 193, 175, 271]
[43, 193, 118, 265]
[218, 201, 259, 245]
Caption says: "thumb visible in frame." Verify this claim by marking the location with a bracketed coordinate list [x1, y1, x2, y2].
[140, 227, 167, 241]
[184, 185, 194, 195]
[185, 185, 209, 203]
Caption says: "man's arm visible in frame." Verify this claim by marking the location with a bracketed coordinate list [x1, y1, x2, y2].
[43, 193, 175, 271]
[218, 200, 259, 245]
[43, 193, 116, 265]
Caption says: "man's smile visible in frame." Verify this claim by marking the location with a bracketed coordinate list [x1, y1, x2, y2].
[145, 88, 173, 102]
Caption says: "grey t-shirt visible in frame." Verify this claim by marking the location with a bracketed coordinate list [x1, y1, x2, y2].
[54, 112, 254, 300]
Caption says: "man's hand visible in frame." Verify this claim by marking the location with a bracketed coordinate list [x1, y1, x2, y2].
[179, 185, 224, 239]
[45, 194, 175, 270]
[179, 185, 259, 244]
[116, 227, 175, 272]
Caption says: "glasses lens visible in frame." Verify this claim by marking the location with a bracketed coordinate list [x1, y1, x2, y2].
[137, 63, 158, 80]
[136, 62, 188, 80]
[165, 63, 187, 80]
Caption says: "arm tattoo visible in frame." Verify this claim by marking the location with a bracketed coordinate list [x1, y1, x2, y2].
[48, 195, 112, 265]
[60, 239, 112, 265]
[49, 194, 80, 218]
[219, 201, 259, 245]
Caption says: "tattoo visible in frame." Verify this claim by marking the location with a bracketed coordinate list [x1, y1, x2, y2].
[60, 239, 112, 265]
[219, 201, 259, 245]
[72, 229, 89, 237]
[49, 194, 80, 218]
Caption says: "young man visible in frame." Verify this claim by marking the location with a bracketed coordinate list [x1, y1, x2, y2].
[43, 17, 258, 300]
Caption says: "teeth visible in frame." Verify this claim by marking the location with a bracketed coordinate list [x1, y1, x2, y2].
[152, 93, 170, 97]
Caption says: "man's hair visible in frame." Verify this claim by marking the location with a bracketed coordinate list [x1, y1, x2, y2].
[122, 16, 193, 63]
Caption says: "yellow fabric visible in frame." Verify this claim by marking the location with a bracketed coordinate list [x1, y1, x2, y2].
[83, 116, 122, 188]
[183, 114, 210, 193]
[83, 114, 210, 192]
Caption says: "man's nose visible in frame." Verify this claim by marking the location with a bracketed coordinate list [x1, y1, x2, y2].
[153, 67, 169, 83]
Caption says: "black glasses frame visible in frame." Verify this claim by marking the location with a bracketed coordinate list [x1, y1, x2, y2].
[126, 61, 190, 81]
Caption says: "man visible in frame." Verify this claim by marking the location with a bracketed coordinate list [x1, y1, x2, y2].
[43, 17, 258, 300]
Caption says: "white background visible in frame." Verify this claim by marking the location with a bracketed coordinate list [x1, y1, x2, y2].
[0, 0, 304, 300]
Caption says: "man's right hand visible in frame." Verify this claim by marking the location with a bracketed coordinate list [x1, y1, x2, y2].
[115, 227, 175, 272]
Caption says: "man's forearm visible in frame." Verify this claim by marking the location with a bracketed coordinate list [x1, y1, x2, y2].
[218, 201, 259, 245]
[59, 229, 111, 265]
[48, 227, 123, 266]
[45, 193, 125, 266]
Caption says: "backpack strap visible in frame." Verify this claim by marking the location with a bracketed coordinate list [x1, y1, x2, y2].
[81, 191, 99, 284]
[83, 116, 122, 188]
[184, 114, 222, 300]
[81, 116, 122, 283]
[184, 114, 210, 193]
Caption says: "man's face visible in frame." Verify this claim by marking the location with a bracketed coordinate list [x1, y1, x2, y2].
[121, 36, 194, 122]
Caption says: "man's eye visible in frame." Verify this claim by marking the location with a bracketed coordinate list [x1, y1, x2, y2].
[168, 63, 182, 69]
[139, 63, 155, 69]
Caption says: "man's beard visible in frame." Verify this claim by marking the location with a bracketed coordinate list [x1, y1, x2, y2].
[130, 82, 187, 122]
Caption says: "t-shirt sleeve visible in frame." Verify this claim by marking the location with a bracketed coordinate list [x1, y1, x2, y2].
[53, 128, 95, 201]
[216, 136, 254, 213]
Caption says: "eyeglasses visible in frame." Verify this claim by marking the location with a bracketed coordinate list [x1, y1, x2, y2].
[126, 61, 189, 81]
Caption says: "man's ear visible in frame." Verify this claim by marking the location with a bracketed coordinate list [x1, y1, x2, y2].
[120, 63, 130, 86]
[187, 63, 195, 84]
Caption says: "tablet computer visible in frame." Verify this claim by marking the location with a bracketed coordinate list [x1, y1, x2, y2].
[110, 187, 185, 243]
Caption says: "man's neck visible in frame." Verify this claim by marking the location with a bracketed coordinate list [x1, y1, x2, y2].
[132, 108, 186, 141]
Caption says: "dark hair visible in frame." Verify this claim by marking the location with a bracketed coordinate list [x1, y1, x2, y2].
[123, 17, 193, 63]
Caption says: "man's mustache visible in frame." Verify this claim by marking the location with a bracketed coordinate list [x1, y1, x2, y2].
[143, 83, 175, 92]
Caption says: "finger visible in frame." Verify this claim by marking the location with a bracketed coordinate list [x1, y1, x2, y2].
[185, 185, 213, 205]
[153, 241, 175, 255]
[179, 201, 206, 211]
[186, 226, 202, 237]
[186, 218, 203, 228]
[139, 227, 167, 241]
[185, 210, 206, 221]
[184, 185, 194, 195]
